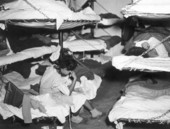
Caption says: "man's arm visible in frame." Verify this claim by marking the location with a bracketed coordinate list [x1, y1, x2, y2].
[68, 71, 77, 95]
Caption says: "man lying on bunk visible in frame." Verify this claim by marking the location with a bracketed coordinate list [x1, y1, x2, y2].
[123, 26, 170, 58]
[37, 49, 103, 124]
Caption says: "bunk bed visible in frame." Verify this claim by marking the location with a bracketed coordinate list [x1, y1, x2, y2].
[0, 0, 107, 54]
[108, 0, 170, 129]
[0, 0, 103, 128]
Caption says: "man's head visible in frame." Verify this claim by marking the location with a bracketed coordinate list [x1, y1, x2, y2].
[57, 54, 77, 76]
[126, 47, 148, 57]
[125, 46, 159, 58]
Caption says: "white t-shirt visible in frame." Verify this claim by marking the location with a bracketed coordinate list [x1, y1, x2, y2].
[40, 66, 72, 95]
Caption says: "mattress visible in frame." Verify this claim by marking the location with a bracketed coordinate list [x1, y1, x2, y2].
[63, 39, 107, 52]
[112, 55, 170, 72]
[122, 0, 170, 19]
[0, 45, 60, 66]
[108, 79, 170, 129]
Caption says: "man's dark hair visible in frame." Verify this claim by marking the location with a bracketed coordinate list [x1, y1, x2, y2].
[57, 54, 77, 71]
[125, 47, 149, 58]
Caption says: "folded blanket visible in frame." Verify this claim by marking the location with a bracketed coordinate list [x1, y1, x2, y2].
[4, 82, 24, 108]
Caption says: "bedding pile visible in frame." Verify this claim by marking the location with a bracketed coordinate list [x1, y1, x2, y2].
[108, 78, 170, 126]
[0, 63, 102, 124]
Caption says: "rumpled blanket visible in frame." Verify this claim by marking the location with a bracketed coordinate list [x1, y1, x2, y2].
[108, 78, 170, 123]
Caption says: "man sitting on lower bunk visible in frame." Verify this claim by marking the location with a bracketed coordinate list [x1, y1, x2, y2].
[38, 50, 104, 124]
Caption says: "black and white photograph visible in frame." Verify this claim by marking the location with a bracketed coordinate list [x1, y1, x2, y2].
[0, 0, 170, 129]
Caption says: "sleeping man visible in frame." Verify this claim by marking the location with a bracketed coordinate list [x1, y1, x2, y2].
[124, 27, 170, 58]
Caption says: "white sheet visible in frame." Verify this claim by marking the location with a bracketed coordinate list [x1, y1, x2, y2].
[4, 71, 41, 90]
[122, 0, 170, 18]
[64, 39, 107, 52]
[0, 92, 70, 123]
[112, 55, 170, 72]
[108, 81, 170, 123]
[108, 94, 170, 123]
[108, 78, 170, 127]
[71, 74, 102, 112]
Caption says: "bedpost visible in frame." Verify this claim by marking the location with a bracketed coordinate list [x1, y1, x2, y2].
[81, 0, 96, 37]
[59, 31, 63, 58]
[90, 0, 95, 37]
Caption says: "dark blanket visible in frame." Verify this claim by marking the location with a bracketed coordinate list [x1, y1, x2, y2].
[74, 64, 94, 82]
